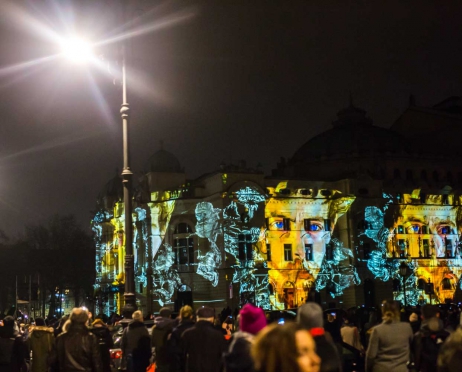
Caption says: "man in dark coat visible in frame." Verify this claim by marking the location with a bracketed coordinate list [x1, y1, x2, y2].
[121, 311, 150, 372]
[151, 307, 174, 372]
[0, 316, 28, 372]
[180, 306, 227, 372]
[413, 305, 449, 372]
[49, 308, 102, 372]
[167, 305, 195, 372]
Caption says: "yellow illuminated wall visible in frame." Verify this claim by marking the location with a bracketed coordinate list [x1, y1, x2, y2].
[386, 193, 462, 304]
[265, 183, 356, 310]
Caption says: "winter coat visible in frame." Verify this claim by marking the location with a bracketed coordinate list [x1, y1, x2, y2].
[167, 319, 195, 372]
[0, 327, 28, 372]
[313, 333, 342, 372]
[366, 320, 413, 372]
[412, 318, 449, 372]
[28, 326, 54, 372]
[90, 325, 113, 372]
[223, 331, 254, 372]
[121, 320, 150, 372]
[180, 320, 227, 372]
[50, 323, 103, 372]
[121, 320, 149, 357]
[150, 316, 175, 369]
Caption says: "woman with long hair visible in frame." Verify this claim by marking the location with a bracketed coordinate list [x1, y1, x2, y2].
[365, 300, 413, 372]
[251, 322, 320, 372]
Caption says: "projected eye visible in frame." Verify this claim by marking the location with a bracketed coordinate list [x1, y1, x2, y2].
[310, 223, 323, 232]
[273, 221, 284, 230]
[438, 225, 453, 235]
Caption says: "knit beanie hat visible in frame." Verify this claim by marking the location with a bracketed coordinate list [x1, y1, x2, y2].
[239, 304, 266, 335]
[296, 302, 323, 330]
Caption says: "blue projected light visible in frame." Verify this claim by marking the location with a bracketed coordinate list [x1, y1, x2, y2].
[274, 221, 284, 229]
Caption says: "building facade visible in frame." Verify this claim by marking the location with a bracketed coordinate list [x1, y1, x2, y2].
[92, 97, 462, 315]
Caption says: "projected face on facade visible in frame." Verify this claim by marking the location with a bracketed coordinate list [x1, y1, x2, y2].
[360, 192, 462, 305]
[266, 185, 357, 309]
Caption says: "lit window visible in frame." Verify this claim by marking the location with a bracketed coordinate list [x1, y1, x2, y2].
[174, 238, 194, 265]
[238, 234, 253, 262]
[173, 223, 194, 265]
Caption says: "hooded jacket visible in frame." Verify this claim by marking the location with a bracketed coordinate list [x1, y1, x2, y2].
[28, 326, 54, 372]
[413, 317, 449, 372]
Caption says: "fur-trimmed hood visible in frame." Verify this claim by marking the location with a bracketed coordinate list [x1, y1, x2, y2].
[30, 325, 54, 338]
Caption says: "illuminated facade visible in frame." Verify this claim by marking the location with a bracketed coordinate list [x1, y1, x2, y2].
[93, 96, 462, 314]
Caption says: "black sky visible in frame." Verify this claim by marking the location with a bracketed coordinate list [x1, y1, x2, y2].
[0, 0, 462, 236]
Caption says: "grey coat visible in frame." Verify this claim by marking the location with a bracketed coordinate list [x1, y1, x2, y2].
[366, 320, 413, 372]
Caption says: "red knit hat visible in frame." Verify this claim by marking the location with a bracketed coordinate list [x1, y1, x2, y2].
[239, 304, 266, 335]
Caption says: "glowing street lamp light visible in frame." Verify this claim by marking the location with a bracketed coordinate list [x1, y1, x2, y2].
[60, 33, 137, 317]
[60, 37, 93, 63]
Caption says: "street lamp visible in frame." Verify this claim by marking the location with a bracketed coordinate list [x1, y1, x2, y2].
[399, 262, 409, 307]
[60, 36, 137, 318]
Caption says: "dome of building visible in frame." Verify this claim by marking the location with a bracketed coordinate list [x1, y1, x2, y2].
[290, 104, 409, 163]
[97, 172, 123, 207]
[144, 148, 183, 173]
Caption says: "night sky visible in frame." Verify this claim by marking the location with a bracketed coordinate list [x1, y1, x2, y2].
[0, 0, 462, 236]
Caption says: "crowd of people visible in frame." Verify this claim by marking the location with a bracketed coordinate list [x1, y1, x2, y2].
[0, 299, 461, 372]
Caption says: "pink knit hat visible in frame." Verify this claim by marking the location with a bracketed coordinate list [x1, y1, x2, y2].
[239, 304, 266, 335]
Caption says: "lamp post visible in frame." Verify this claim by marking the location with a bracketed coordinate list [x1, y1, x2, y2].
[60, 35, 137, 318]
[120, 39, 137, 318]
[399, 262, 409, 307]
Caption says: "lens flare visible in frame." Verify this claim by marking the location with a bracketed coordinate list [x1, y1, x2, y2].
[60, 37, 93, 63]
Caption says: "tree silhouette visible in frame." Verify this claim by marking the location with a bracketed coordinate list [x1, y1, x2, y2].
[26, 214, 95, 316]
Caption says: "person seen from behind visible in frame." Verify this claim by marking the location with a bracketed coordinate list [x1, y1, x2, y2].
[0, 316, 28, 372]
[251, 322, 320, 372]
[412, 304, 449, 372]
[120, 310, 150, 372]
[90, 319, 114, 372]
[151, 307, 174, 372]
[366, 300, 413, 372]
[224, 303, 267, 372]
[297, 302, 342, 372]
[28, 317, 54, 372]
[341, 315, 364, 353]
[48, 307, 102, 372]
[167, 305, 195, 372]
[180, 306, 227, 372]
[437, 326, 462, 372]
